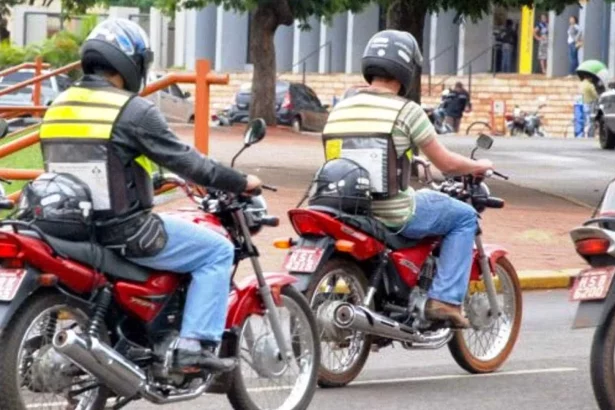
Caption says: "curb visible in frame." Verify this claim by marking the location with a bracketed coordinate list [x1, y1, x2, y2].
[321, 268, 581, 294]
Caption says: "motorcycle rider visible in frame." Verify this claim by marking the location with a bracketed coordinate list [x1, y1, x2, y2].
[38, 18, 262, 372]
[322, 30, 493, 328]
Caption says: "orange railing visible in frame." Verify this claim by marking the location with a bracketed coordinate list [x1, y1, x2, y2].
[0, 58, 228, 201]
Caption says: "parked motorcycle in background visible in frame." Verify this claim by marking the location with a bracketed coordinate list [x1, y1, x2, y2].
[506, 102, 547, 137]
[570, 178, 615, 410]
[423, 101, 453, 135]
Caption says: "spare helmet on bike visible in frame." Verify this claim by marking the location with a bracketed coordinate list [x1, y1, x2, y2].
[307, 158, 372, 216]
[17, 173, 94, 241]
[361, 29, 423, 97]
[80, 18, 154, 93]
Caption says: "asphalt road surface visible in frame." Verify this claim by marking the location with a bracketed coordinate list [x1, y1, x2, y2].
[124, 290, 599, 410]
[440, 135, 614, 208]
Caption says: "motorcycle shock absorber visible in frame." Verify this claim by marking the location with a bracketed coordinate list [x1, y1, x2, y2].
[88, 285, 113, 337]
[44, 311, 58, 341]
[363, 251, 390, 307]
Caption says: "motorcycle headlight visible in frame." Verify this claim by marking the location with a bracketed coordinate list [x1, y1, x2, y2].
[246, 195, 268, 218]
[479, 182, 491, 197]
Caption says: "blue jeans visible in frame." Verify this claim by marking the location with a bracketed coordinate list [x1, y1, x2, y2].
[501, 44, 513, 73]
[129, 214, 234, 343]
[568, 43, 579, 75]
[400, 190, 478, 305]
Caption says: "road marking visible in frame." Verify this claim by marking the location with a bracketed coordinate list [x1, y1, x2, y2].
[24, 367, 578, 406]
[349, 367, 578, 387]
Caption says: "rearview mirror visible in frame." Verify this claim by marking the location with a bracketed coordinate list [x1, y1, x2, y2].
[244, 118, 266, 146]
[476, 133, 493, 150]
[0, 119, 8, 139]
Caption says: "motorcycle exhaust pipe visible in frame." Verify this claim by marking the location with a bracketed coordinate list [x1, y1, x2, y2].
[333, 302, 451, 347]
[53, 329, 146, 398]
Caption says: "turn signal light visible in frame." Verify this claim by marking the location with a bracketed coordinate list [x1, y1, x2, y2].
[273, 238, 293, 249]
[576, 238, 611, 255]
[335, 240, 355, 253]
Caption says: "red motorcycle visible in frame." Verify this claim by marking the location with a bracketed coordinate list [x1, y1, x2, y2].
[0, 119, 319, 410]
[277, 134, 523, 387]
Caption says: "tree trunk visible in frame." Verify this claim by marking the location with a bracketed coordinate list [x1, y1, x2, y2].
[248, 1, 294, 125]
[386, 0, 428, 105]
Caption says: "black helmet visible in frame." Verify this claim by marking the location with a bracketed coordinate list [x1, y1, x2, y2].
[308, 158, 372, 216]
[361, 30, 423, 97]
[81, 18, 154, 93]
[17, 173, 94, 241]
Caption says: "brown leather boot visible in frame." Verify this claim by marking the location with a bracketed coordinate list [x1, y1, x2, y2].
[425, 299, 470, 329]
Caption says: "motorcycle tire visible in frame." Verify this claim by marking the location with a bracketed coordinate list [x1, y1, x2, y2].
[227, 285, 319, 410]
[448, 257, 523, 373]
[0, 292, 110, 410]
[590, 308, 615, 409]
[304, 258, 372, 388]
[599, 119, 615, 150]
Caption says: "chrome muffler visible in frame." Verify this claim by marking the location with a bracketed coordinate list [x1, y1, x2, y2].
[332, 302, 452, 348]
[53, 329, 147, 398]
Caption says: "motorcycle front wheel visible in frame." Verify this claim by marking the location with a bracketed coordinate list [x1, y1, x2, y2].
[448, 257, 523, 373]
[589, 309, 615, 409]
[227, 285, 319, 410]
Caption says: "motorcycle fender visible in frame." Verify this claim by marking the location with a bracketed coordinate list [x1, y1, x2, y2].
[0, 268, 40, 336]
[470, 244, 508, 281]
[288, 236, 337, 293]
[226, 272, 298, 328]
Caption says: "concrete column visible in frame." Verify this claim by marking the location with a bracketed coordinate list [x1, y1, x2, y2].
[457, 14, 493, 75]
[108, 6, 139, 20]
[321, 13, 347, 73]
[275, 24, 293, 72]
[292, 17, 321, 74]
[318, 18, 328, 73]
[421, 14, 431, 73]
[609, 4, 615, 78]
[578, 0, 607, 62]
[184, 10, 197, 70]
[11, 6, 48, 47]
[429, 11, 458, 75]
[214, 8, 249, 71]
[174, 9, 187, 68]
[547, 5, 579, 77]
[149, 8, 169, 70]
[345, 3, 379, 74]
[193, 6, 217, 67]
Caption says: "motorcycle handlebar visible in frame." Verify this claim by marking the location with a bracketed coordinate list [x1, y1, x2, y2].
[475, 196, 505, 209]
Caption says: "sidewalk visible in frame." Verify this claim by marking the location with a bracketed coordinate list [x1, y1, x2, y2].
[161, 125, 590, 288]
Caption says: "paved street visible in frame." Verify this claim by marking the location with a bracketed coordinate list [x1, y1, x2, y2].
[122, 290, 597, 410]
[440, 135, 614, 208]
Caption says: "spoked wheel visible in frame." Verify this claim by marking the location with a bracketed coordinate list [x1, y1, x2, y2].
[0, 293, 109, 410]
[448, 257, 522, 373]
[304, 259, 371, 388]
[465, 121, 492, 136]
[228, 285, 319, 410]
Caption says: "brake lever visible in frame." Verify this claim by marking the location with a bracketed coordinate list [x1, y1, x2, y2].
[262, 184, 278, 192]
[493, 171, 509, 180]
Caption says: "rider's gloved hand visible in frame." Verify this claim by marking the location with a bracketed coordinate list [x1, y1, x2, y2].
[473, 159, 494, 176]
[244, 174, 263, 195]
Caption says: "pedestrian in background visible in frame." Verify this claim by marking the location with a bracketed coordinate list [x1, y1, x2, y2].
[444, 82, 472, 133]
[568, 16, 582, 75]
[499, 19, 517, 73]
[534, 13, 549, 74]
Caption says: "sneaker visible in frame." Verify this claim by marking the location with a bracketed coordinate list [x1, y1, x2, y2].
[174, 347, 237, 374]
[425, 299, 470, 329]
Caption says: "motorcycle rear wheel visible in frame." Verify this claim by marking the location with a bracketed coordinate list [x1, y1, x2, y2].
[589, 308, 615, 409]
[0, 292, 109, 410]
[304, 259, 372, 388]
[448, 257, 522, 373]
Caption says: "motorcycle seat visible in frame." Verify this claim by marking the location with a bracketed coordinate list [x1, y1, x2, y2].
[307, 206, 421, 250]
[20, 230, 150, 283]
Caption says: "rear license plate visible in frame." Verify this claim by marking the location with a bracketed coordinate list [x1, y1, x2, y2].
[285, 248, 324, 273]
[0, 269, 26, 302]
[570, 267, 615, 302]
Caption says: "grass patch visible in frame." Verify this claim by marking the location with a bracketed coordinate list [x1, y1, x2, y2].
[0, 126, 43, 194]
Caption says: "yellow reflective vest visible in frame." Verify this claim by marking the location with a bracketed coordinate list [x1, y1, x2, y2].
[40, 86, 156, 219]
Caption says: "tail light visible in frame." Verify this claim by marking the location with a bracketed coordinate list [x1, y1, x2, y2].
[576, 238, 611, 256]
[282, 92, 293, 110]
[0, 234, 24, 268]
[289, 213, 325, 236]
